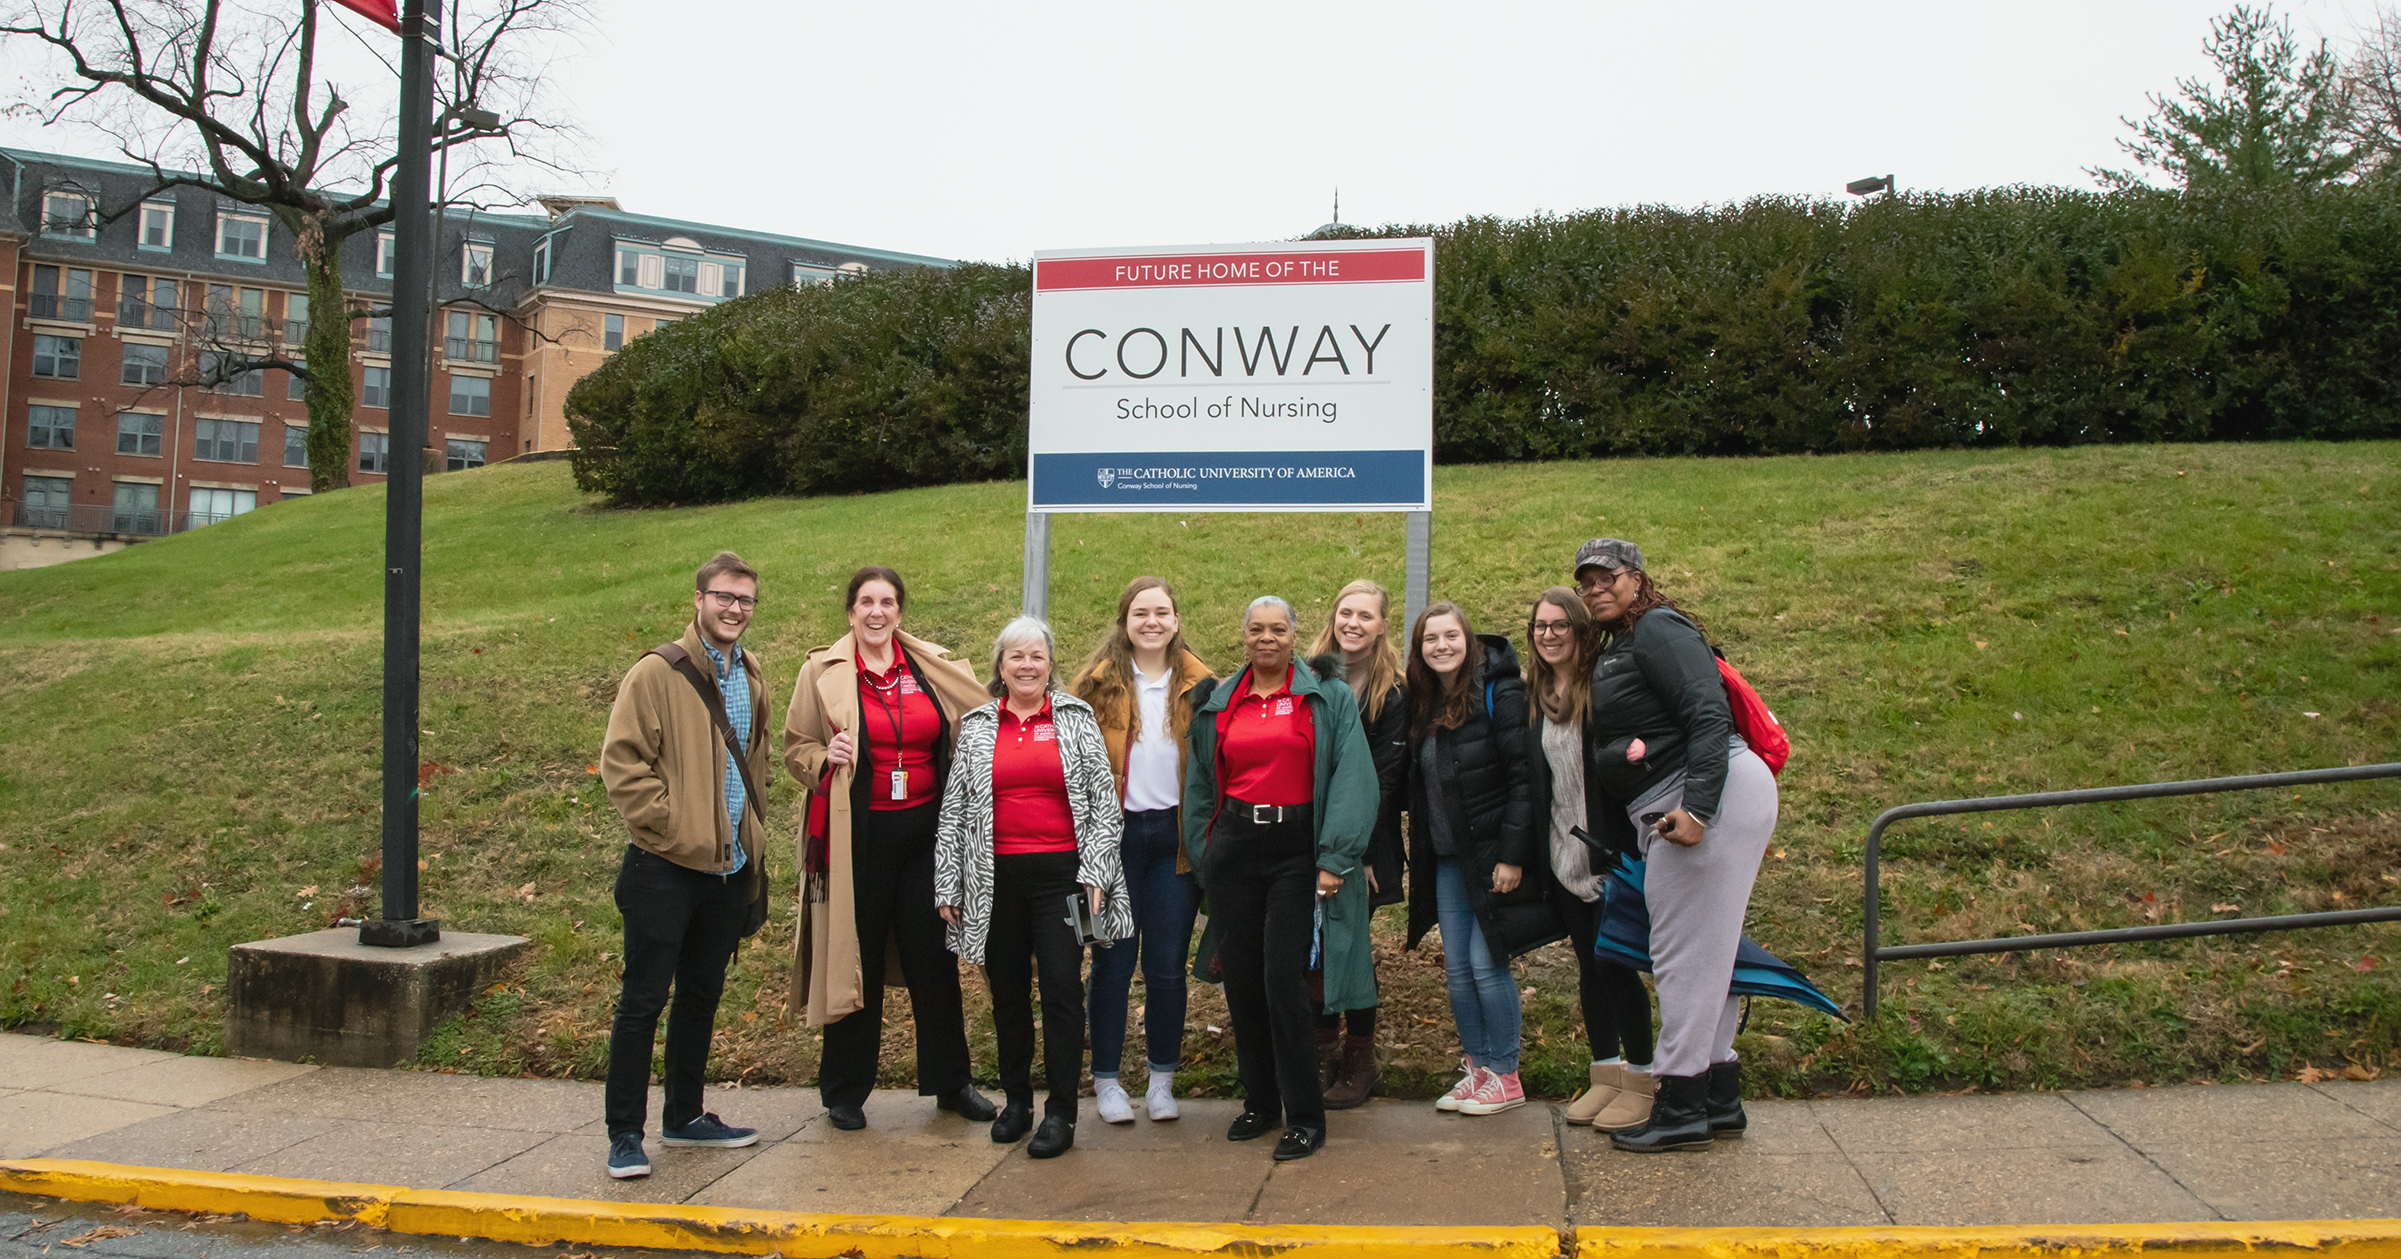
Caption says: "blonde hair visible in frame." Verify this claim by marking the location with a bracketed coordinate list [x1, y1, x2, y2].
[1071, 576, 1201, 741]
[1306, 578, 1402, 722]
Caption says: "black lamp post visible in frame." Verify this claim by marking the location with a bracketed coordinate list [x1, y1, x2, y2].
[363, 0, 440, 948]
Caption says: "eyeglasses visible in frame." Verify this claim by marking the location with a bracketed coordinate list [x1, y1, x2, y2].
[1576, 568, 1626, 593]
[1529, 620, 1575, 637]
[702, 590, 758, 611]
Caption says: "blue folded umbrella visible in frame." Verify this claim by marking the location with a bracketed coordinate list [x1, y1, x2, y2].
[1592, 852, 1848, 1022]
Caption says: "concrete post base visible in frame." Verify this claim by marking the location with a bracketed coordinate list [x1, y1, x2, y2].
[224, 929, 532, 1067]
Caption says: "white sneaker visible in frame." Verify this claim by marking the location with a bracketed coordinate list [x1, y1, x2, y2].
[1145, 1073, 1180, 1121]
[1435, 1058, 1483, 1112]
[1094, 1078, 1136, 1124]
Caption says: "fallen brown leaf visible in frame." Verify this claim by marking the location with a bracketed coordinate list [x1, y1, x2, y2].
[60, 1226, 138, 1246]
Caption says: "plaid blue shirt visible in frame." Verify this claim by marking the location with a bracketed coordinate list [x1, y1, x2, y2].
[701, 637, 749, 876]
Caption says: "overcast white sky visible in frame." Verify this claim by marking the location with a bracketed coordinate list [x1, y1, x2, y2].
[5, 0, 2389, 262]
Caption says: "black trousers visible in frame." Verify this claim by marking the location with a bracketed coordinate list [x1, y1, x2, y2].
[985, 850, 1086, 1119]
[1202, 807, 1324, 1129]
[1555, 888, 1656, 1065]
[818, 801, 974, 1109]
[605, 846, 748, 1138]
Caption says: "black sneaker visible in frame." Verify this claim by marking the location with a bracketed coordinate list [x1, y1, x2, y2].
[661, 1112, 759, 1148]
[606, 1132, 650, 1179]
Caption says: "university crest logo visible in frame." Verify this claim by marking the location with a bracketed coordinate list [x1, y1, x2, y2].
[1096, 467, 1116, 489]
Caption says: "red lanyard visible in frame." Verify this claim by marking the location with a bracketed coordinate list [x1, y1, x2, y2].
[865, 645, 911, 754]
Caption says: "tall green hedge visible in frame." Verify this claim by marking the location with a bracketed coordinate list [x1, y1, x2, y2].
[568, 185, 2401, 504]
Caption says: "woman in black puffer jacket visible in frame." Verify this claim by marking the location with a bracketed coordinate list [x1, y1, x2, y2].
[1403, 602, 1563, 1116]
[1573, 538, 1779, 1154]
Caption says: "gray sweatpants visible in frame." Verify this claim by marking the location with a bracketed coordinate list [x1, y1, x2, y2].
[1637, 745, 1778, 1080]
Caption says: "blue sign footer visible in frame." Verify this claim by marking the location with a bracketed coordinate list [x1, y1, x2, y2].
[1031, 450, 1425, 508]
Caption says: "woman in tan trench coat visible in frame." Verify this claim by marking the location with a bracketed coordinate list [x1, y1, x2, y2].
[784, 565, 996, 1131]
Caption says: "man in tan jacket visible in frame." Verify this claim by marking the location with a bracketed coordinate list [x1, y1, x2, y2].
[597, 552, 772, 1179]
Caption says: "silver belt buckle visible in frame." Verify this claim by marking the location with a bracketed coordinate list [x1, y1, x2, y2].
[1249, 803, 1282, 824]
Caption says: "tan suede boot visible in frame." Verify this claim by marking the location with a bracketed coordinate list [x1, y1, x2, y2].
[1592, 1067, 1656, 1131]
[1564, 1061, 1624, 1126]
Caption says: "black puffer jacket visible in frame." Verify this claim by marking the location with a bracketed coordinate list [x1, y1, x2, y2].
[1403, 635, 1564, 960]
[1584, 609, 1733, 859]
[1309, 653, 1407, 909]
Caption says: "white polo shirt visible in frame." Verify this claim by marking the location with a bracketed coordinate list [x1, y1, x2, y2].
[1122, 663, 1181, 812]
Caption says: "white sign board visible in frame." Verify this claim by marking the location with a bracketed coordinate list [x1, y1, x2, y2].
[1027, 238, 1434, 512]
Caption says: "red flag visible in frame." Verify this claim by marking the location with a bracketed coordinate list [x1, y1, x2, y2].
[329, 0, 400, 32]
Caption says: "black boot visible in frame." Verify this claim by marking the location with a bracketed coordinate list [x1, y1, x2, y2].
[1610, 1073, 1713, 1152]
[1706, 1061, 1747, 1138]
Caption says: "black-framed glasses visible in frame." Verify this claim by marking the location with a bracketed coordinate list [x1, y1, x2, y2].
[702, 590, 758, 611]
[1528, 620, 1576, 638]
[1576, 568, 1626, 593]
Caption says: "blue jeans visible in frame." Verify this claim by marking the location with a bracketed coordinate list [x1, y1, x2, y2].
[1435, 857, 1522, 1074]
[1087, 808, 1200, 1078]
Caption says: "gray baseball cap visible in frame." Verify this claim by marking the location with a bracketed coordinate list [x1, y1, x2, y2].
[1573, 538, 1644, 575]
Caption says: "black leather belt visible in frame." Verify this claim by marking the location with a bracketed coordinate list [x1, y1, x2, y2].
[1228, 798, 1311, 826]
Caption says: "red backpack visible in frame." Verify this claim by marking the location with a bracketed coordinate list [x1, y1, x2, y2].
[1712, 651, 1789, 776]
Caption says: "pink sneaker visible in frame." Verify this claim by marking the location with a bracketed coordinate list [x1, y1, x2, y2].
[1434, 1059, 1482, 1112]
[1457, 1068, 1525, 1115]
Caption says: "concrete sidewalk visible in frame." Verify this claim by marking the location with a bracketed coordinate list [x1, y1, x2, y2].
[3, 1032, 2395, 1229]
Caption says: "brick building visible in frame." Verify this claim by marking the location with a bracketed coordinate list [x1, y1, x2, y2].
[1, 148, 952, 569]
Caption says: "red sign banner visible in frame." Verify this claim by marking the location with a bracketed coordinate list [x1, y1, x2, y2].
[1035, 248, 1425, 292]
[329, 0, 401, 33]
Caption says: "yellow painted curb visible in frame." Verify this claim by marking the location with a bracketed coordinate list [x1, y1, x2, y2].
[0, 1160, 402, 1228]
[3, 1160, 1558, 1258]
[1575, 1221, 2401, 1259]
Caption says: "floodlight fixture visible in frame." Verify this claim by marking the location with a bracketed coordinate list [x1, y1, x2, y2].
[1846, 174, 1896, 197]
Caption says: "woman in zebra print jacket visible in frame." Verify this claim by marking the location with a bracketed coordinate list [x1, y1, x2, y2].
[934, 616, 1133, 1159]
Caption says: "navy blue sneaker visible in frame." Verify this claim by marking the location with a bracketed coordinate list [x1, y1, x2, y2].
[661, 1112, 759, 1148]
[606, 1132, 650, 1179]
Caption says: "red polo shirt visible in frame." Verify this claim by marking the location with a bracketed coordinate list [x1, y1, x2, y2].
[860, 649, 941, 811]
[1216, 668, 1315, 807]
[992, 701, 1076, 854]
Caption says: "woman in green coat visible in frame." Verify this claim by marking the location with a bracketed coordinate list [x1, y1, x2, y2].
[1182, 595, 1378, 1162]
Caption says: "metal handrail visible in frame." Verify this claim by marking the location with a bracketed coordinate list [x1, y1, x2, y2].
[1861, 762, 2401, 1018]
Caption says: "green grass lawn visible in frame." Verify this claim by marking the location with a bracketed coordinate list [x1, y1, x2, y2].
[1, 442, 2394, 1098]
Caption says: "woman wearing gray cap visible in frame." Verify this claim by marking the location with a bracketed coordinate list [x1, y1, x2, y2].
[1574, 539, 1778, 1153]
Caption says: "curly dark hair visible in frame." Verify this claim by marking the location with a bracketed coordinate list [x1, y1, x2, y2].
[1597, 568, 1705, 647]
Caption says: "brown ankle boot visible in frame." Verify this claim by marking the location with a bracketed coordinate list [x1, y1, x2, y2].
[1315, 1031, 1342, 1089]
[1322, 1037, 1380, 1110]
[1565, 1061, 1624, 1126]
[1592, 1067, 1656, 1132]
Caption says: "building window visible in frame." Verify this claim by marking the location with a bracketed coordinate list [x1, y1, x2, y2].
[41, 190, 96, 241]
[603, 313, 624, 351]
[462, 241, 493, 286]
[140, 201, 175, 250]
[376, 230, 396, 278]
[532, 237, 551, 284]
[445, 310, 499, 363]
[33, 335, 80, 379]
[286, 363, 309, 401]
[358, 432, 389, 475]
[663, 255, 699, 293]
[284, 424, 310, 467]
[113, 482, 162, 534]
[119, 275, 179, 331]
[362, 365, 391, 408]
[116, 412, 164, 457]
[284, 292, 309, 344]
[364, 315, 392, 354]
[187, 487, 257, 527]
[31, 265, 94, 322]
[617, 247, 642, 286]
[720, 261, 745, 297]
[216, 211, 269, 261]
[200, 352, 265, 396]
[446, 438, 487, 472]
[22, 475, 72, 529]
[194, 419, 261, 464]
[449, 374, 491, 417]
[122, 342, 171, 386]
[28, 405, 76, 450]
[205, 284, 267, 340]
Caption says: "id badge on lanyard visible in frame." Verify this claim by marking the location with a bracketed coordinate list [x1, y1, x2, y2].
[890, 768, 908, 801]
